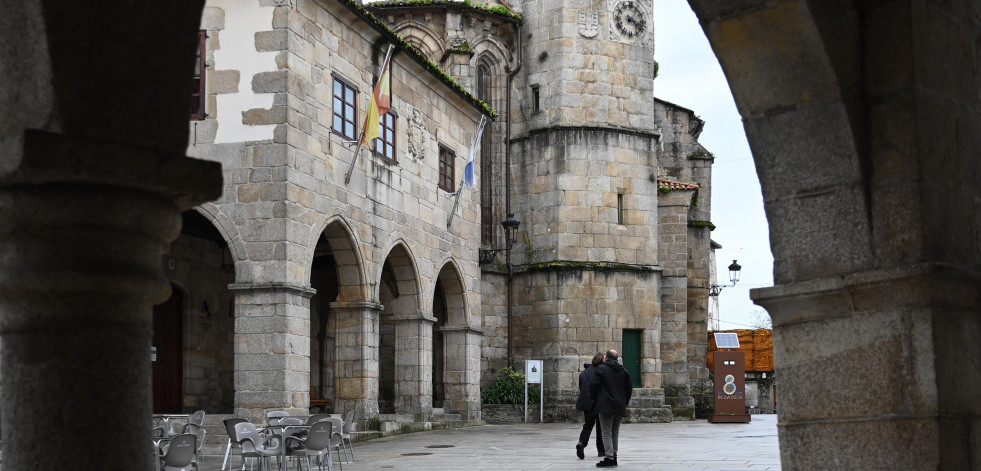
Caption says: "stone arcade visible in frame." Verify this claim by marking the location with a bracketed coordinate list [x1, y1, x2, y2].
[155, 0, 716, 431]
[2, 0, 978, 469]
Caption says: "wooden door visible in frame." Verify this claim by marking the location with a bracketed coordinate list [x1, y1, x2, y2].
[152, 285, 183, 413]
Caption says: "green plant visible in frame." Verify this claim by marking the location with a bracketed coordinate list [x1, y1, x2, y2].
[482, 367, 541, 404]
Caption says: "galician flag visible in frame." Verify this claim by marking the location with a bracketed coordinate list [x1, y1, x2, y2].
[464, 115, 487, 188]
[361, 45, 394, 145]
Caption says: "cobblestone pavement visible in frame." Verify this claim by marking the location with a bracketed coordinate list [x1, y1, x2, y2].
[203, 415, 781, 471]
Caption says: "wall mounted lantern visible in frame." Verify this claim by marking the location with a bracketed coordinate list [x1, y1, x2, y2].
[709, 259, 742, 297]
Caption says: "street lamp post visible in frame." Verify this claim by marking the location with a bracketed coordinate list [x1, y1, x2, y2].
[502, 213, 520, 368]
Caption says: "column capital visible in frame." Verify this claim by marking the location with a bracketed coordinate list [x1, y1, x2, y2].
[5, 129, 221, 210]
[229, 282, 317, 298]
[391, 314, 437, 324]
[440, 325, 485, 335]
[751, 263, 981, 326]
[329, 301, 383, 311]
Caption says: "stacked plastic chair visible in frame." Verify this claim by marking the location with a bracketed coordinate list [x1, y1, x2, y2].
[286, 419, 338, 471]
[157, 433, 197, 471]
[221, 418, 248, 471]
[234, 422, 282, 471]
[340, 411, 356, 462]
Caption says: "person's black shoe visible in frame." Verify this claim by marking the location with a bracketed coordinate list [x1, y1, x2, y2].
[596, 457, 617, 467]
[576, 443, 585, 459]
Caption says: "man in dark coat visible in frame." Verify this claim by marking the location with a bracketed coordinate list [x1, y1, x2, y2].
[589, 349, 632, 467]
[575, 352, 606, 459]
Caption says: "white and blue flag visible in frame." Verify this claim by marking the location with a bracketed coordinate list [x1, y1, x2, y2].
[464, 115, 487, 188]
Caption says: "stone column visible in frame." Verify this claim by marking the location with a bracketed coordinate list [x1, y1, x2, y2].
[0, 131, 220, 469]
[331, 301, 382, 422]
[230, 282, 315, 423]
[753, 265, 980, 469]
[441, 325, 484, 422]
[658, 190, 695, 415]
[393, 315, 436, 417]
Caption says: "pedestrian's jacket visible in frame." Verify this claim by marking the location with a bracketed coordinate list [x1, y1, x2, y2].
[588, 359, 632, 416]
[576, 364, 597, 413]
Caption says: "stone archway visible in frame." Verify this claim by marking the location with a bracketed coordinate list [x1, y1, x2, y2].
[377, 243, 427, 415]
[309, 218, 369, 413]
[433, 260, 480, 418]
[688, 1, 981, 468]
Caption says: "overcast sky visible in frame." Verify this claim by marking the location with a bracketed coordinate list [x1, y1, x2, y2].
[652, 1, 775, 329]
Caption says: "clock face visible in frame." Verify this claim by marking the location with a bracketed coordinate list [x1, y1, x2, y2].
[613, 1, 646, 39]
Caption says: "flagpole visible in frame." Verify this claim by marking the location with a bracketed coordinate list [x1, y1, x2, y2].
[343, 44, 395, 185]
[446, 115, 488, 229]
[344, 131, 366, 185]
[446, 179, 466, 229]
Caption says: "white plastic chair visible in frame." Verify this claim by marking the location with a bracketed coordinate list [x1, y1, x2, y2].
[158, 433, 197, 471]
[266, 411, 289, 427]
[340, 411, 356, 462]
[285, 420, 337, 471]
[234, 422, 282, 471]
[221, 418, 248, 471]
[323, 418, 346, 467]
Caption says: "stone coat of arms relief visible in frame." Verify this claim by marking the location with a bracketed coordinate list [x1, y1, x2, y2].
[407, 106, 428, 161]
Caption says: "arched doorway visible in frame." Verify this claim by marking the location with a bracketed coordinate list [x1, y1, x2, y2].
[378, 244, 423, 414]
[433, 261, 469, 415]
[156, 210, 236, 413]
[432, 279, 447, 408]
[310, 232, 340, 405]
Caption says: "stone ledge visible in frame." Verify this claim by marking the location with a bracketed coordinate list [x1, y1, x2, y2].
[7, 129, 222, 210]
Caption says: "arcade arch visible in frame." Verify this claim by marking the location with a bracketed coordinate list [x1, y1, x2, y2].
[308, 217, 368, 406]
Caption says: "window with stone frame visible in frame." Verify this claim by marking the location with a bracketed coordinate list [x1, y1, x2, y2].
[332, 74, 359, 140]
[438, 145, 455, 192]
[374, 111, 397, 162]
[190, 30, 207, 121]
[477, 65, 494, 245]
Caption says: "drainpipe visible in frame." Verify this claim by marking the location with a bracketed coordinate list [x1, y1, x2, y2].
[505, 24, 522, 369]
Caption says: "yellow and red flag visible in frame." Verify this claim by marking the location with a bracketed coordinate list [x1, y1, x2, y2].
[361, 45, 394, 145]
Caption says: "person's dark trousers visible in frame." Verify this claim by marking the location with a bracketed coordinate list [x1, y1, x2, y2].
[597, 413, 622, 461]
[578, 412, 605, 455]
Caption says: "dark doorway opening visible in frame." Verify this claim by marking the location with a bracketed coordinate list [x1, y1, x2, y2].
[153, 284, 184, 413]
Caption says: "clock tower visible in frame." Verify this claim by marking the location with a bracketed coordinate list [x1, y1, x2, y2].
[508, 0, 667, 413]
[609, 0, 652, 46]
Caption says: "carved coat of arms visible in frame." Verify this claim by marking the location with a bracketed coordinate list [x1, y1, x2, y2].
[407, 107, 428, 161]
[578, 10, 599, 38]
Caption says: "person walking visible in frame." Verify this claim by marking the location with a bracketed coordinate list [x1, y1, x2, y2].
[575, 352, 606, 460]
[589, 349, 632, 467]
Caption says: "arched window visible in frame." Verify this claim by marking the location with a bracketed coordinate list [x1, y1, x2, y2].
[477, 65, 494, 245]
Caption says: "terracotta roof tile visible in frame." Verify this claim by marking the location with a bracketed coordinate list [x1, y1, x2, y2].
[657, 178, 699, 191]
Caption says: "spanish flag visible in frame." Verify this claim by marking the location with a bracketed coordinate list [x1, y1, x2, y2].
[361, 45, 394, 145]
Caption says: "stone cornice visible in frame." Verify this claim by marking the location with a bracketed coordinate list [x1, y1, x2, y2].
[228, 282, 317, 297]
[524, 260, 663, 274]
[329, 301, 384, 311]
[440, 325, 485, 335]
[391, 315, 438, 324]
[512, 124, 661, 142]
[751, 263, 981, 327]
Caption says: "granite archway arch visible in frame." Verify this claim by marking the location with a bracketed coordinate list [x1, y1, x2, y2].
[689, 1, 981, 467]
[376, 241, 430, 414]
[389, 20, 446, 63]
